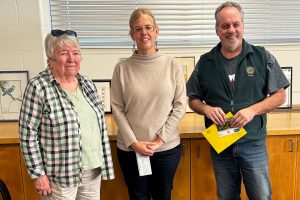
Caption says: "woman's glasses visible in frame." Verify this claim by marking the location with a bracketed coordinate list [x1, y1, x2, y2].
[133, 25, 155, 34]
[51, 29, 77, 37]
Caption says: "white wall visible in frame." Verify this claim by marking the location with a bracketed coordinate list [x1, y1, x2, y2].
[1, 0, 299, 104]
[0, 0, 49, 76]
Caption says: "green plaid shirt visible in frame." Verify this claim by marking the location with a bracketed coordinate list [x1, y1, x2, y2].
[19, 68, 114, 186]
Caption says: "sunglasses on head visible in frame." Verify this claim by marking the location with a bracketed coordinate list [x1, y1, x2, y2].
[51, 29, 77, 37]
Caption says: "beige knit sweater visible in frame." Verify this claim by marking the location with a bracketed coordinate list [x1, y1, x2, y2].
[111, 51, 186, 152]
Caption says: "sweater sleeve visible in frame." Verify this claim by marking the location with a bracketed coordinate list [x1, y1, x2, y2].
[111, 64, 138, 148]
[157, 59, 186, 142]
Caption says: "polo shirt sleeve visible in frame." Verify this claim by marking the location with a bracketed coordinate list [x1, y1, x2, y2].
[186, 61, 204, 100]
[266, 50, 290, 94]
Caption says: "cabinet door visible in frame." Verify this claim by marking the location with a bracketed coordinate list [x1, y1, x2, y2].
[191, 139, 217, 200]
[294, 137, 300, 200]
[0, 144, 24, 200]
[100, 141, 129, 200]
[20, 153, 40, 200]
[172, 139, 191, 200]
[266, 135, 297, 200]
[240, 184, 248, 200]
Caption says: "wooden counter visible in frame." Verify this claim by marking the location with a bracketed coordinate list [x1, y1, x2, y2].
[1, 110, 300, 200]
[2, 111, 300, 143]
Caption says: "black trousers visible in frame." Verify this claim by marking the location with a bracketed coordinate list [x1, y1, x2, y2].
[117, 145, 181, 200]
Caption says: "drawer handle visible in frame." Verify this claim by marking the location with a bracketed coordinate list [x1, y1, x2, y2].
[196, 144, 200, 158]
[288, 139, 294, 152]
[181, 143, 185, 156]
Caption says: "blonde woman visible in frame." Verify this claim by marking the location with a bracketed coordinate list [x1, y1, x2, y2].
[111, 8, 186, 200]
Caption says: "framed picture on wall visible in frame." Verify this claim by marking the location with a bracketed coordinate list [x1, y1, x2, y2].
[175, 56, 195, 113]
[93, 79, 112, 113]
[175, 56, 195, 83]
[278, 67, 292, 109]
[0, 71, 29, 121]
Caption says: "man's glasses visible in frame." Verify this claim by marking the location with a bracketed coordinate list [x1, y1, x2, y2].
[51, 29, 77, 37]
[133, 25, 156, 34]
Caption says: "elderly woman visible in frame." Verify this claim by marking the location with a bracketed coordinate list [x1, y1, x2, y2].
[111, 8, 186, 200]
[19, 29, 114, 199]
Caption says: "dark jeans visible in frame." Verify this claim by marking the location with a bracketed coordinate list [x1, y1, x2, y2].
[210, 140, 271, 200]
[117, 145, 181, 200]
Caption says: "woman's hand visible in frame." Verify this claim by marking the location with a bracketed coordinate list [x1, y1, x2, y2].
[131, 141, 155, 156]
[147, 137, 164, 152]
[34, 175, 51, 196]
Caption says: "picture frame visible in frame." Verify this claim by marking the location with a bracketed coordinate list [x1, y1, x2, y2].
[175, 56, 196, 113]
[175, 56, 195, 83]
[93, 79, 112, 113]
[0, 71, 29, 121]
[278, 67, 292, 109]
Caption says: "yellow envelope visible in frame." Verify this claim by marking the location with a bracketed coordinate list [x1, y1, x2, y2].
[202, 112, 247, 154]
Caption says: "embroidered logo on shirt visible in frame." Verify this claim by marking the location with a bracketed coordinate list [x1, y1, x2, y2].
[246, 66, 255, 76]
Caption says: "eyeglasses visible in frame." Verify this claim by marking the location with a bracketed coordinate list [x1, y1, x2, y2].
[133, 25, 156, 33]
[51, 29, 77, 37]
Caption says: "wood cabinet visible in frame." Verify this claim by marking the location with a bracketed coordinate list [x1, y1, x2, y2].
[19, 136, 300, 200]
[0, 144, 24, 200]
[1, 112, 300, 199]
[191, 139, 216, 200]
[295, 137, 300, 200]
[101, 139, 191, 200]
[238, 135, 300, 200]
[100, 141, 129, 200]
[20, 156, 40, 200]
[172, 139, 190, 200]
[189, 135, 300, 200]
[267, 135, 298, 200]
[189, 138, 247, 200]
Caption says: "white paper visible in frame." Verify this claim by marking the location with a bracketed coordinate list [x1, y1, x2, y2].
[218, 127, 240, 137]
[136, 152, 152, 176]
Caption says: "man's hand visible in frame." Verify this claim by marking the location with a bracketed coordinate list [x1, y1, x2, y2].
[203, 105, 227, 125]
[231, 107, 256, 128]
